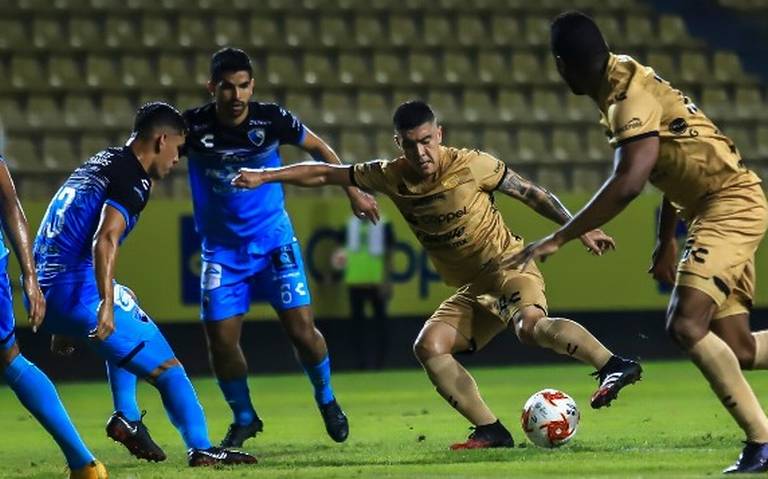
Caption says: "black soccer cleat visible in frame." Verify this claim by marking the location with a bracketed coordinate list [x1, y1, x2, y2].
[187, 446, 258, 467]
[319, 399, 349, 443]
[106, 411, 167, 462]
[724, 442, 768, 473]
[590, 355, 643, 409]
[450, 420, 515, 450]
[220, 416, 264, 448]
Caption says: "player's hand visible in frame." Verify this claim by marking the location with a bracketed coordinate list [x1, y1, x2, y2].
[51, 334, 76, 356]
[91, 300, 115, 341]
[231, 168, 267, 189]
[22, 274, 45, 333]
[649, 239, 678, 286]
[579, 229, 616, 256]
[347, 189, 380, 224]
[501, 233, 564, 271]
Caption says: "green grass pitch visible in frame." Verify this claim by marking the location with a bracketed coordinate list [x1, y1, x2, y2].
[1, 360, 764, 478]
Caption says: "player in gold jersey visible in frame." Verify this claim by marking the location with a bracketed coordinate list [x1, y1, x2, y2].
[506, 11, 768, 473]
[231, 100, 642, 449]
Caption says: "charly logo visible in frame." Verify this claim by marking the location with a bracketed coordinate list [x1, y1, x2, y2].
[247, 128, 266, 147]
[669, 117, 688, 135]
[614, 117, 642, 135]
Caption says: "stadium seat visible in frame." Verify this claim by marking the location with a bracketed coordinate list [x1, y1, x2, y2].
[463, 89, 497, 123]
[424, 15, 454, 47]
[63, 94, 100, 128]
[564, 94, 593, 122]
[5, 138, 41, 171]
[11, 56, 47, 90]
[388, 14, 419, 47]
[726, 126, 756, 160]
[531, 90, 561, 123]
[593, 15, 622, 45]
[393, 88, 426, 108]
[408, 52, 440, 85]
[266, 54, 301, 87]
[249, 16, 281, 47]
[285, 15, 316, 47]
[0, 19, 27, 51]
[646, 52, 677, 82]
[121, 55, 154, 88]
[372, 53, 403, 86]
[572, 166, 604, 193]
[490, 15, 521, 47]
[516, 128, 548, 163]
[624, 16, 654, 48]
[284, 92, 321, 126]
[158, 54, 192, 88]
[428, 91, 461, 121]
[444, 52, 476, 86]
[523, 15, 549, 47]
[498, 89, 529, 123]
[69, 17, 102, 48]
[175, 92, 209, 111]
[321, 92, 355, 126]
[0, 97, 26, 129]
[734, 87, 765, 119]
[105, 15, 138, 49]
[339, 53, 372, 86]
[141, 16, 173, 47]
[26, 96, 61, 129]
[551, 128, 582, 162]
[212, 15, 245, 48]
[478, 52, 507, 85]
[657, 15, 697, 47]
[374, 131, 397, 159]
[443, 128, 476, 148]
[193, 53, 211, 85]
[537, 167, 567, 191]
[586, 127, 611, 161]
[101, 94, 136, 128]
[303, 53, 337, 86]
[48, 57, 81, 90]
[511, 52, 542, 85]
[319, 16, 350, 48]
[700, 86, 731, 121]
[32, 18, 65, 49]
[354, 14, 386, 48]
[457, 15, 484, 47]
[481, 128, 516, 162]
[712, 51, 749, 84]
[357, 91, 390, 126]
[178, 15, 209, 48]
[43, 135, 79, 169]
[679, 52, 710, 84]
[339, 131, 373, 163]
[756, 125, 768, 159]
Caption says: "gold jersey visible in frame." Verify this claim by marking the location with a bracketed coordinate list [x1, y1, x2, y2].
[352, 146, 522, 286]
[597, 53, 761, 218]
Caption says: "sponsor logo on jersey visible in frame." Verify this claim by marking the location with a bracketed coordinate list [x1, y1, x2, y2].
[406, 206, 468, 225]
[248, 128, 266, 147]
[614, 117, 642, 135]
[669, 117, 688, 135]
[415, 226, 465, 244]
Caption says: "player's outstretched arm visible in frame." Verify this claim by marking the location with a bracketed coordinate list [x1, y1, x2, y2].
[503, 135, 659, 270]
[0, 162, 45, 331]
[496, 167, 614, 255]
[232, 162, 354, 189]
[91, 205, 127, 341]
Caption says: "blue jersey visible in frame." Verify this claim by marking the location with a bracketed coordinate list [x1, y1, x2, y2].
[0, 156, 9, 261]
[183, 101, 306, 252]
[34, 147, 151, 286]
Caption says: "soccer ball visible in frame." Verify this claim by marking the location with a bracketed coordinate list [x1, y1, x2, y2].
[520, 388, 580, 448]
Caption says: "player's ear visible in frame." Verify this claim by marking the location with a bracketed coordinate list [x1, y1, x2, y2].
[155, 132, 167, 153]
[206, 80, 216, 96]
[436, 124, 443, 143]
[393, 134, 402, 150]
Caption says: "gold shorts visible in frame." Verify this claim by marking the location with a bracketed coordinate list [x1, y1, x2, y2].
[676, 184, 768, 319]
[426, 262, 548, 351]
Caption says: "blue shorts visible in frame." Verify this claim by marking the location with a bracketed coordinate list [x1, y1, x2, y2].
[200, 239, 312, 321]
[38, 278, 174, 376]
[0, 256, 16, 351]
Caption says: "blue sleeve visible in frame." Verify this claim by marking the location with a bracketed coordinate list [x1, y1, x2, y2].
[105, 164, 149, 219]
[270, 104, 306, 146]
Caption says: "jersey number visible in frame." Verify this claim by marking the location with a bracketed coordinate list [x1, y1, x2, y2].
[45, 186, 77, 238]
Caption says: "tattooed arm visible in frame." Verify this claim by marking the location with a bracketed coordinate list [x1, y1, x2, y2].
[496, 168, 615, 254]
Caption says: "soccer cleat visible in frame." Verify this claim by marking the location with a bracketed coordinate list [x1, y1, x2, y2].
[106, 411, 166, 462]
[450, 420, 515, 450]
[69, 460, 108, 479]
[590, 355, 642, 409]
[187, 446, 258, 467]
[723, 442, 768, 473]
[319, 399, 349, 443]
[220, 416, 264, 447]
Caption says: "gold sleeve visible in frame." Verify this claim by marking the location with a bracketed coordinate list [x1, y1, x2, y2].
[468, 151, 507, 191]
[607, 89, 662, 146]
[351, 160, 390, 193]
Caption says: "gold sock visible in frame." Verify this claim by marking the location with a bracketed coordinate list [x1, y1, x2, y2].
[422, 354, 496, 426]
[752, 331, 768, 369]
[690, 332, 768, 442]
[532, 317, 613, 369]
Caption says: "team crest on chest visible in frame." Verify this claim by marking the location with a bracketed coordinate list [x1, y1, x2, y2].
[247, 128, 266, 147]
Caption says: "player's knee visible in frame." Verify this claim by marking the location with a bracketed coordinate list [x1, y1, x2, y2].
[0, 344, 20, 368]
[284, 319, 319, 347]
[516, 310, 546, 346]
[665, 316, 707, 349]
[413, 335, 449, 363]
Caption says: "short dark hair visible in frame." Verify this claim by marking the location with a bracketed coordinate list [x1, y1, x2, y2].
[210, 47, 253, 83]
[550, 11, 609, 67]
[133, 101, 187, 140]
[393, 100, 436, 132]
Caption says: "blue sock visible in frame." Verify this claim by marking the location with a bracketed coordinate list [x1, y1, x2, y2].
[217, 377, 256, 426]
[154, 365, 211, 450]
[3, 354, 94, 469]
[303, 355, 335, 406]
[107, 361, 141, 421]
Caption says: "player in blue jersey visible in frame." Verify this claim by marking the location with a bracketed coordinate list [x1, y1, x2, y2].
[32, 102, 256, 468]
[0, 156, 106, 479]
[181, 48, 378, 447]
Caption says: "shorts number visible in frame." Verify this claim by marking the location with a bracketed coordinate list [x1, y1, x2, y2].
[280, 282, 307, 304]
[45, 186, 77, 238]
